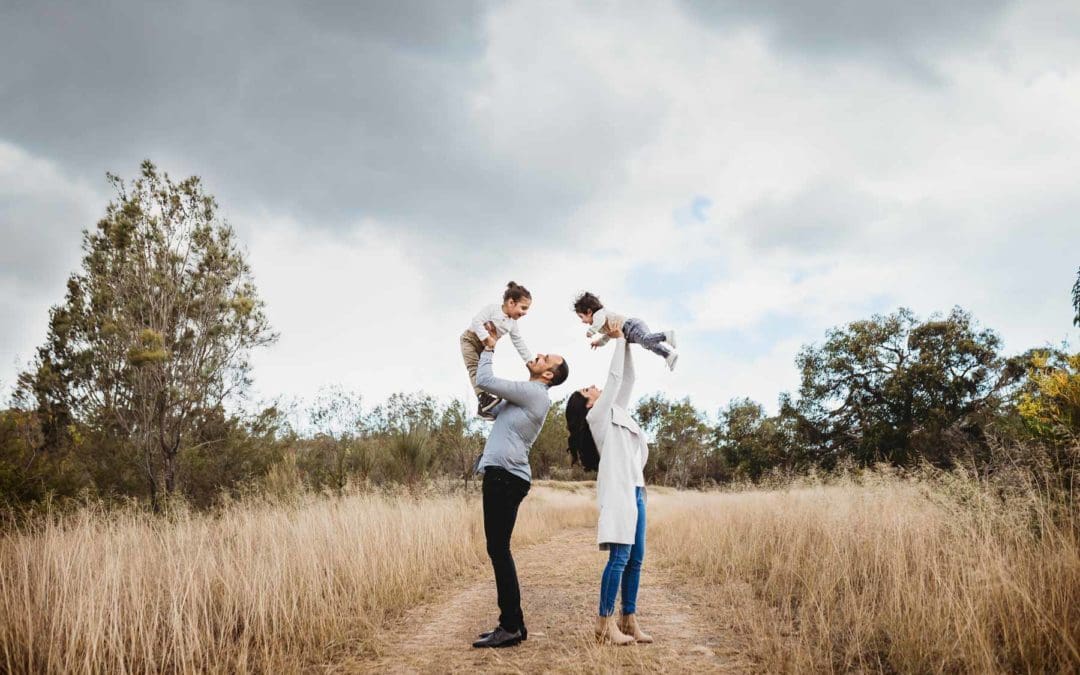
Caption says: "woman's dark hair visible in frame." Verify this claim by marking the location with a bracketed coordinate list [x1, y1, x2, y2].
[565, 392, 600, 471]
[503, 281, 532, 303]
[572, 291, 603, 315]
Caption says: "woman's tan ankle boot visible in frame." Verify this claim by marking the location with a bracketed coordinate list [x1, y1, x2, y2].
[618, 613, 653, 643]
[595, 615, 635, 645]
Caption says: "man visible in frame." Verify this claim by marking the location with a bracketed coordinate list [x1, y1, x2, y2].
[472, 325, 569, 649]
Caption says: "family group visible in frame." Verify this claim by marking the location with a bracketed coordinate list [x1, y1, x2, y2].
[458, 281, 679, 649]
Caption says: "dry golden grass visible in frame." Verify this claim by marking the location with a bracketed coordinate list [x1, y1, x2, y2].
[650, 473, 1080, 673]
[4, 473, 1077, 674]
[0, 487, 594, 674]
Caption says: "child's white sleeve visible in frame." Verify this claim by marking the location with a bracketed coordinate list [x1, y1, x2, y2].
[586, 308, 608, 338]
[470, 305, 496, 341]
[509, 322, 534, 362]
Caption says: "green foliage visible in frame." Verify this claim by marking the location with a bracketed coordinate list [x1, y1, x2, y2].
[368, 392, 440, 434]
[792, 307, 1015, 468]
[1073, 266, 1080, 327]
[178, 405, 289, 506]
[386, 426, 433, 487]
[15, 161, 277, 507]
[636, 394, 717, 487]
[1017, 351, 1080, 443]
[527, 400, 590, 481]
[0, 409, 90, 504]
[299, 388, 368, 494]
[716, 398, 790, 481]
[430, 400, 484, 487]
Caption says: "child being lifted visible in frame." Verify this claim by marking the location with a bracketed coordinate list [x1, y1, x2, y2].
[573, 291, 679, 371]
[461, 282, 535, 419]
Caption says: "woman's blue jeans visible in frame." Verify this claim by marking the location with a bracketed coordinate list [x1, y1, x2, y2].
[599, 486, 646, 616]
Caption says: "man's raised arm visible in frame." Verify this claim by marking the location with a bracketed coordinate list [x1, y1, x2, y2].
[476, 350, 537, 407]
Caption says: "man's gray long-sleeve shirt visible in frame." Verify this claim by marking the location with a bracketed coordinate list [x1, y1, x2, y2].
[475, 350, 551, 483]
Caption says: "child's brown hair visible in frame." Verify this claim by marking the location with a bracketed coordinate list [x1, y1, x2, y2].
[503, 281, 531, 303]
[572, 291, 603, 315]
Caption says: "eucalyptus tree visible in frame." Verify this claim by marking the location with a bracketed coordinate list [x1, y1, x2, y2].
[18, 161, 276, 507]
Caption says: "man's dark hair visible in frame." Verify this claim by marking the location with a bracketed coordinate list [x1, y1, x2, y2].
[565, 392, 599, 471]
[572, 291, 603, 315]
[549, 358, 569, 387]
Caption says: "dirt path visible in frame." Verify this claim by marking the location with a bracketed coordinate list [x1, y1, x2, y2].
[348, 526, 755, 673]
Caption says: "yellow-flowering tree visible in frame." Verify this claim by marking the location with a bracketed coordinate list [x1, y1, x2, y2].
[1018, 351, 1080, 442]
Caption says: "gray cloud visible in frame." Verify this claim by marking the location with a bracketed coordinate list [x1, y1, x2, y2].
[1, 197, 87, 290]
[734, 181, 890, 253]
[0, 0, 653, 246]
[678, 0, 1015, 80]
[0, 147, 99, 293]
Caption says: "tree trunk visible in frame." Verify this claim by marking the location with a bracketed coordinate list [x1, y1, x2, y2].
[147, 471, 160, 512]
[142, 436, 161, 512]
[163, 445, 178, 495]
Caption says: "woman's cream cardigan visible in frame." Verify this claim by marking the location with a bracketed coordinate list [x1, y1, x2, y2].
[587, 338, 649, 549]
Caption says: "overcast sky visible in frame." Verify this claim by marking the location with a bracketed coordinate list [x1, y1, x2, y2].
[2, 0, 1079, 419]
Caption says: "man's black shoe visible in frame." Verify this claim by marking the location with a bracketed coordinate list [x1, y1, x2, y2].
[472, 626, 523, 648]
[478, 393, 502, 415]
[478, 625, 527, 641]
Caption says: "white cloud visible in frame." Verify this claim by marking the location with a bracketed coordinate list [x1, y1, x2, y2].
[4, 0, 1080, 419]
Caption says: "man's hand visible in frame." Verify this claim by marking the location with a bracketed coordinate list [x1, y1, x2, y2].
[590, 339, 604, 350]
[483, 321, 499, 350]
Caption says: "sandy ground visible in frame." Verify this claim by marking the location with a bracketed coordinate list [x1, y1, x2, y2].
[342, 523, 758, 674]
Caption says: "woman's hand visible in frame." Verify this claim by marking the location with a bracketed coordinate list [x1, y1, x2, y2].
[602, 316, 624, 339]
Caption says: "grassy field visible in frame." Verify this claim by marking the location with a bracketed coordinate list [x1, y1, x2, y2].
[0, 486, 595, 673]
[649, 473, 1080, 673]
[1, 474, 1077, 673]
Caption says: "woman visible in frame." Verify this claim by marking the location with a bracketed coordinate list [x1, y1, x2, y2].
[565, 324, 653, 645]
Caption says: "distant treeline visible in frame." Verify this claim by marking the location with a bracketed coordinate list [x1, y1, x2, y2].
[2, 163, 1078, 510]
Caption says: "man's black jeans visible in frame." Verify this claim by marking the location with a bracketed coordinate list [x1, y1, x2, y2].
[482, 466, 531, 633]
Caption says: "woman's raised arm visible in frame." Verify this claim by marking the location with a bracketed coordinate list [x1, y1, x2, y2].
[587, 337, 626, 440]
[615, 339, 635, 409]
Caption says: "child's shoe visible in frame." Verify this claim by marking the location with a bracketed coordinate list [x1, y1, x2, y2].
[477, 392, 501, 419]
[665, 350, 679, 372]
[663, 330, 677, 349]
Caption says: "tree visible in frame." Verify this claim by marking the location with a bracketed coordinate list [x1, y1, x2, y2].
[432, 399, 483, 489]
[635, 394, 715, 486]
[530, 400, 570, 479]
[179, 404, 289, 506]
[792, 307, 1015, 468]
[367, 392, 440, 434]
[305, 387, 368, 494]
[17, 161, 276, 508]
[0, 407, 91, 504]
[1073, 266, 1079, 327]
[716, 398, 788, 481]
[1017, 350, 1080, 443]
